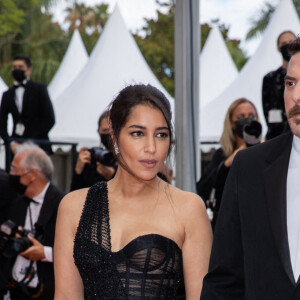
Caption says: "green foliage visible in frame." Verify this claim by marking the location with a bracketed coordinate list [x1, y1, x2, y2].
[0, 0, 109, 86]
[0, 0, 247, 95]
[246, 0, 300, 40]
[135, 2, 248, 96]
[64, 3, 109, 54]
[0, 0, 68, 86]
[246, 2, 275, 40]
[0, 0, 24, 36]
[226, 39, 248, 70]
[134, 2, 175, 96]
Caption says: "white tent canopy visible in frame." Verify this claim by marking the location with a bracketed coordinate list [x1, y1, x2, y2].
[199, 23, 238, 108]
[50, 5, 174, 147]
[200, 0, 300, 142]
[48, 29, 88, 101]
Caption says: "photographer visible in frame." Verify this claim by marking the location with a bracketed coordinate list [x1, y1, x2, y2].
[197, 98, 261, 229]
[0, 144, 64, 300]
[70, 111, 115, 191]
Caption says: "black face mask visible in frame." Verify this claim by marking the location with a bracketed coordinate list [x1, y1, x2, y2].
[280, 44, 291, 62]
[100, 134, 111, 149]
[234, 117, 253, 139]
[8, 174, 28, 195]
[12, 69, 26, 83]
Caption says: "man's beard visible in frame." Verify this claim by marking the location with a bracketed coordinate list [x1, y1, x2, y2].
[288, 105, 300, 125]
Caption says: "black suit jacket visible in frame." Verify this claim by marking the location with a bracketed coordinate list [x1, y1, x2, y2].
[201, 132, 300, 299]
[0, 80, 55, 143]
[0, 169, 17, 224]
[0, 184, 64, 300]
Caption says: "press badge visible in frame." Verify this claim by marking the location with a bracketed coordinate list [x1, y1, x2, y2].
[268, 109, 282, 123]
[15, 122, 25, 136]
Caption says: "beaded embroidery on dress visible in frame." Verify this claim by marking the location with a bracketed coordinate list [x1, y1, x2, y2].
[74, 181, 183, 299]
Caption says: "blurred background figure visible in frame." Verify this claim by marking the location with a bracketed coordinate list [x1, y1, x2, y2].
[70, 110, 115, 191]
[197, 98, 261, 229]
[0, 169, 17, 225]
[0, 55, 55, 170]
[0, 143, 64, 300]
[262, 31, 296, 140]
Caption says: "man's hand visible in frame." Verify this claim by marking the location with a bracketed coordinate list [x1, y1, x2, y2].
[96, 162, 114, 180]
[19, 235, 45, 261]
[224, 143, 247, 168]
[75, 147, 91, 175]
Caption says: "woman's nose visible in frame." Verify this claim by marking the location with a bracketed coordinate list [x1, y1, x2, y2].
[145, 136, 156, 153]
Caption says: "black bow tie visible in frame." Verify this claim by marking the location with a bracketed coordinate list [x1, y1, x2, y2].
[14, 83, 26, 89]
[23, 196, 38, 205]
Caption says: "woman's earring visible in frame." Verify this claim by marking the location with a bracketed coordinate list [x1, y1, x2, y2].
[114, 144, 119, 155]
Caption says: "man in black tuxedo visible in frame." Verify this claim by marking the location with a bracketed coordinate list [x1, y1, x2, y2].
[0, 55, 55, 166]
[0, 144, 64, 300]
[201, 37, 300, 299]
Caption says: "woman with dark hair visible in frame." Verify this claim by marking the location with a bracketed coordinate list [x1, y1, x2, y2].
[54, 84, 212, 299]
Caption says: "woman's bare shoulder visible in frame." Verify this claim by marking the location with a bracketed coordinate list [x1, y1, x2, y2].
[167, 184, 207, 217]
[168, 184, 205, 206]
[58, 188, 89, 217]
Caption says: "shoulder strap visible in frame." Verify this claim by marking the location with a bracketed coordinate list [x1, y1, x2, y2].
[80, 182, 111, 251]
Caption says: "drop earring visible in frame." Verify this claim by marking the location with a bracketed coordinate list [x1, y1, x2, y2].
[114, 144, 119, 155]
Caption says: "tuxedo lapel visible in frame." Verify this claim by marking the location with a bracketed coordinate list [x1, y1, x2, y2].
[263, 133, 294, 285]
[10, 196, 29, 226]
[21, 81, 30, 116]
[8, 88, 20, 118]
[37, 184, 57, 228]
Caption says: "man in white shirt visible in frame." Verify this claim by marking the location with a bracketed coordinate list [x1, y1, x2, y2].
[0, 144, 64, 300]
[201, 37, 300, 299]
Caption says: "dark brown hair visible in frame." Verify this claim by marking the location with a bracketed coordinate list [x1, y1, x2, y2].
[109, 84, 173, 163]
[288, 35, 300, 56]
[13, 54, 32, 68]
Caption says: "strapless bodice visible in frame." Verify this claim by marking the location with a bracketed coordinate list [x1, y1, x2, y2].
[74, 182, 183, 299]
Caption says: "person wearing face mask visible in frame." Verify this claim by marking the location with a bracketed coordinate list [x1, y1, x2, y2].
[197, 98, 261, 229]
[0, 143, 64, 300]
[262, 30, 296, 140]
[70, 110, 116, 191]
[0, 55, 55, 169]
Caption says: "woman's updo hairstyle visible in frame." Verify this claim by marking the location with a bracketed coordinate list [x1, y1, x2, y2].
[109, 84, 174, 157]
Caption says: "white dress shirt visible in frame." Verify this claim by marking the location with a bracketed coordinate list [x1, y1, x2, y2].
[12, 182, 52, 287]
[287, 134, 300, 282]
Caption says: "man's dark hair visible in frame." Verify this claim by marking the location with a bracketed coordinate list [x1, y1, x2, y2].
[13, 54, 32, 68]
[288, 36, 300, 56]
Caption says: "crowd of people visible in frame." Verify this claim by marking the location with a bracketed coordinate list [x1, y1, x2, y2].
[0, 31, 299, 299]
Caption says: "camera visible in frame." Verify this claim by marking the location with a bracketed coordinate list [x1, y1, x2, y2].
[0, 220, 44, 258]
[87, 147, 115, 167]
[243, 120, 262, 147]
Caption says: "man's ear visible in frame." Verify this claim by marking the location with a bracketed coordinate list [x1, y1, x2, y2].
[26, 67, 32, 77]
[29, 169, 38, 182]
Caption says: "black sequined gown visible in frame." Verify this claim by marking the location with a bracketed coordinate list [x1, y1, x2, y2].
[74, 182, 183, 299]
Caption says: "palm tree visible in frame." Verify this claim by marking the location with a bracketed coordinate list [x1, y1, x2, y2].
[246, 0, 300, 40]
[64, 3, 94, 32]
